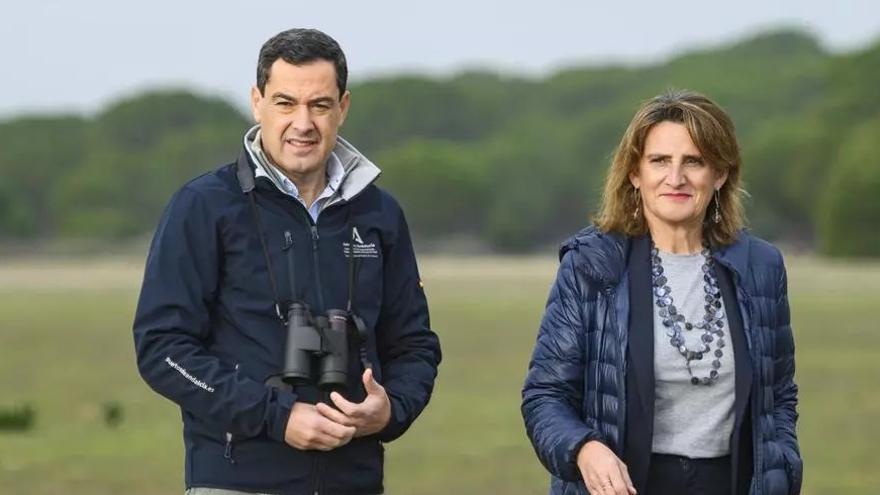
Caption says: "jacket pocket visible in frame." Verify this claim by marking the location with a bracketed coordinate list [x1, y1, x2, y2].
[220, 429, 266, 465]
[223, 432, 236, 464]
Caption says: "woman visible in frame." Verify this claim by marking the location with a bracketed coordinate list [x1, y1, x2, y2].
[521, 90, 802, 495]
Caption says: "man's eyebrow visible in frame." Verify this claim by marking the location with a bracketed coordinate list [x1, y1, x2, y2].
[270, 93, 337, 104]
[645, 153, 671, 159]
[271, 92, 297, 102]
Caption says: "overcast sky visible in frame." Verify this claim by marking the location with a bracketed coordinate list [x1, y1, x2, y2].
[1, 0, 877, 118]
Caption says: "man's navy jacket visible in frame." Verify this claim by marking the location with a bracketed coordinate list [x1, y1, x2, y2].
[133, 133, 441, 495]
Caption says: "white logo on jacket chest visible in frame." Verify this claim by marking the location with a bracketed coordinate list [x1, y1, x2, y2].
[343, 227, 379, 258]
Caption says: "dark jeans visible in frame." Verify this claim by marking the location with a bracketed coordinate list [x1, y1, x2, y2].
[646, 453, 731, 495]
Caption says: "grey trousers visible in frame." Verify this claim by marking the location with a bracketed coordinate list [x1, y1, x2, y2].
[187, 488, 385, 495]
[186, 490, 271, 495]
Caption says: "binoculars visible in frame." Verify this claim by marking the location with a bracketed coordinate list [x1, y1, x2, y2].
[280, 302, 360, 390]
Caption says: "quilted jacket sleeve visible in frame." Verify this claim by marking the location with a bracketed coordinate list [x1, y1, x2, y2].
[772, 257, 803, 494]
[522, 250, 601, 482]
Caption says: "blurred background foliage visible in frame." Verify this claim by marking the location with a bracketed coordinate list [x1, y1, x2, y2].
[1, 28, 878, 255]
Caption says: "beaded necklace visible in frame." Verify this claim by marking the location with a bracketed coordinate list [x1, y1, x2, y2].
[650, 243, 726, 386]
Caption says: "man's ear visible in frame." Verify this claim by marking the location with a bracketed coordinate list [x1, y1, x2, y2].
[338, 90, 351, 126]
[250, 86, 263, 123]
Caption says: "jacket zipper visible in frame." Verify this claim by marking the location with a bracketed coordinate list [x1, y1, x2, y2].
[285, 206, 325, 493]
[256, 186, 349, 493]
[315, 440, 326, 494]
[310, 225, 325, 495]
[309, 453, 320, 495]
[310, 224, 325, 312]
[286, 207, 326, 495]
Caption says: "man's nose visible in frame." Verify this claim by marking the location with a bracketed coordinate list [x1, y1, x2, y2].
[290, 105, 314, 132]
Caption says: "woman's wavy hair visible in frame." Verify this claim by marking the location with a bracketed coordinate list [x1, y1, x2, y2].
[594, 89, 746, 246]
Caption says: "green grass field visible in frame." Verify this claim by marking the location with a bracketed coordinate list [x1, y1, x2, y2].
[0, 254, 878, 494]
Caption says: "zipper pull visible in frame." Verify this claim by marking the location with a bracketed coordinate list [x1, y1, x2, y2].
[283, 230, 294, 250]
[310, 225, 319, 249]
[224, 432, 236, 464]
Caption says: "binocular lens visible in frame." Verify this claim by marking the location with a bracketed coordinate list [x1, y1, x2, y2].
[281, 305, 352, 390]
[281, 303, 320, 386]
[318, 310, 349, 389]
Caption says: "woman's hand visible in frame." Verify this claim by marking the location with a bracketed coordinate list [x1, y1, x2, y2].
[576, 440, 637, 495]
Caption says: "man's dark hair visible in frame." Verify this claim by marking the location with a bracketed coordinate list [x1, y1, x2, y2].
[256, 28, 348, 98]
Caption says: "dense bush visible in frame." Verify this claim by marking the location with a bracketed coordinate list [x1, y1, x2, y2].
[1, 29, 877, 255]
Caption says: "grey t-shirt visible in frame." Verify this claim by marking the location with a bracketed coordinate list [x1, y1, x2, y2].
[651, 250, 735, 458]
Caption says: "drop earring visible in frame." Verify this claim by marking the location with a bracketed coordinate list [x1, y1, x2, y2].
[632, 187, 641, 220]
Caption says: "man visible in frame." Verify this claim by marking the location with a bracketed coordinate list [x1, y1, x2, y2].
[134, 28, 441, 495]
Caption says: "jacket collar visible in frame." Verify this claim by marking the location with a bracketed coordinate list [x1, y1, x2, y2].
[561, 225, 754, 289]
[558, 226, 630, 289]
[241, 125, 381, 205]
[712, 232, 752, 286]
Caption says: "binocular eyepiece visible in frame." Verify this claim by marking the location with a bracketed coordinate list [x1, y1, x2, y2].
[281, 303, 353, 390]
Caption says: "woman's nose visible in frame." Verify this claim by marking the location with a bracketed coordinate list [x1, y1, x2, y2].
[666, 163, 685, 186]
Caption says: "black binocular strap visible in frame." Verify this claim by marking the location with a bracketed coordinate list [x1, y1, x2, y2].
[247, 191, 285, 322]
[284, 231, 299, 304]
[346, 207, 359, 313]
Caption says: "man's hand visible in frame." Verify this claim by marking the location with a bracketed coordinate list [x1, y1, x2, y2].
[576, 440, 637, 495]
[284, 402, 356, 451]
[316, 368, 391, 437]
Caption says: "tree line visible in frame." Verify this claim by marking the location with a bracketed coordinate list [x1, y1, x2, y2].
[1, 29, 878, 256]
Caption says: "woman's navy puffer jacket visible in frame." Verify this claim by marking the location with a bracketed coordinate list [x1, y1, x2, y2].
[522, 226, 802, 494]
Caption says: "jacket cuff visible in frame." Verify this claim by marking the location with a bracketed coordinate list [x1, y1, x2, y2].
[265, 389, 298, 443]
[375, 392, 408, 443]
[563, 430, 604, 481]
